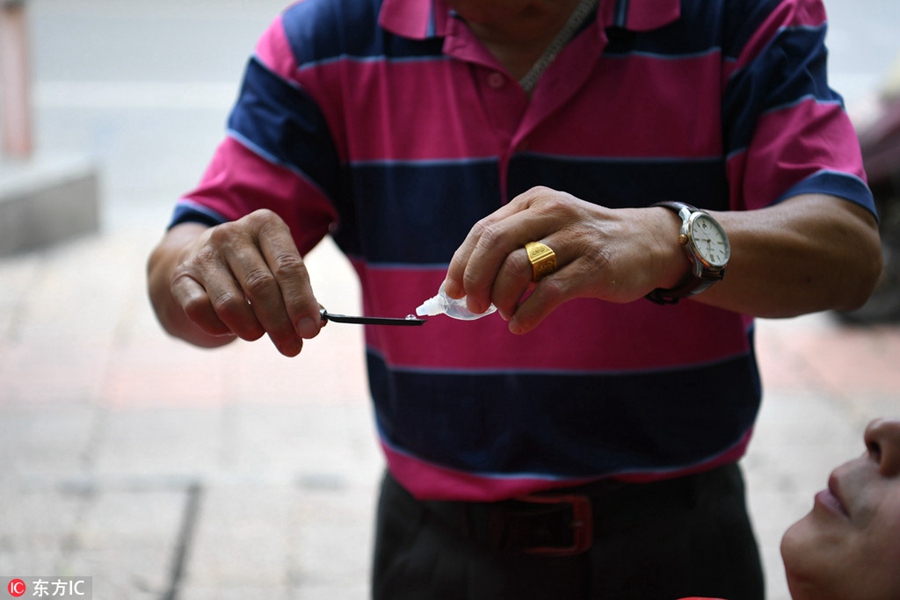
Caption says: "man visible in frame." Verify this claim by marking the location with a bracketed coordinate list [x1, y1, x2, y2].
[147, 0, 881, 597]
[781, 417, 900, 600]
[686, 417, 900, 600]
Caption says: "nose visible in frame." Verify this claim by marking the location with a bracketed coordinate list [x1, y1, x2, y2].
[864, 418, 900, 476]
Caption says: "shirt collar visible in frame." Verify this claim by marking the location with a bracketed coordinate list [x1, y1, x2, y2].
[379, 0, 681, 40]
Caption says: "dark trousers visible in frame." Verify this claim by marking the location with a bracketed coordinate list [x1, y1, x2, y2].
[372, 465, 764, 600]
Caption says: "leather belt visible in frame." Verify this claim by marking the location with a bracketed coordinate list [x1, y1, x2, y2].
[423, 492, 595, 557]
[412, 467, 720, 558]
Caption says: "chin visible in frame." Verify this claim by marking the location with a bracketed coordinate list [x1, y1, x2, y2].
[780, 514, 809, 563]
[780, 521, 881, 600]
[780, 520, 828, 600]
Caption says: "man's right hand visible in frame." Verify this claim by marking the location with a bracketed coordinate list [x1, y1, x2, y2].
[147, 209, 322, 357]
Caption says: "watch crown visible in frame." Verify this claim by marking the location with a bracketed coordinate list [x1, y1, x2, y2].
[678, 234, 689, 245]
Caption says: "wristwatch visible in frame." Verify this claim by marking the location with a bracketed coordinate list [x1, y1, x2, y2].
[646, 201, 730, 305]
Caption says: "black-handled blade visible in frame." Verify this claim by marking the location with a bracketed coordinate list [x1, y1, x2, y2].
[320, 308, 427, 326]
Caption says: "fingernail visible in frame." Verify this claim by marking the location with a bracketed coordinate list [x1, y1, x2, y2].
[296, 317, 318, 339]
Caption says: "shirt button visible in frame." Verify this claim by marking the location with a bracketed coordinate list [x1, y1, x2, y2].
[488, 72, 505, 89]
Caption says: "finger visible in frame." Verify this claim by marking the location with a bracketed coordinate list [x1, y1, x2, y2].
[257, 219, 321, 340]
[170, 272, 239, 338]
[492, 237, 576, 321]
[509, 281, 562, 335]
[489, 247, 534, 319]
[227, 241, 306, 357]
[444, 222, 486, 299]
[208, 211, 323, 357]
[444, 198, 536, 300]
[175, 257, 266, 342]
[508, 273, 567, 335]
[454, 209, 547, 315]
[507, 254, 596, 334]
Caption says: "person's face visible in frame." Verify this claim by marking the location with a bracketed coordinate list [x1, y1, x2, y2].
[781, 418, 900, 600]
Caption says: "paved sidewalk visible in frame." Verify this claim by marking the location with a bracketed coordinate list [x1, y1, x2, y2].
[2, 1, 900, 599]
[0, 230, 382, 600]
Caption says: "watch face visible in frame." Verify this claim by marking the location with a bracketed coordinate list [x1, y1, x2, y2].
[689, 213, 730, 268]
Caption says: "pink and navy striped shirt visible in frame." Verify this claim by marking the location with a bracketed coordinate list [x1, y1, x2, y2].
[171, 0, 874, 501]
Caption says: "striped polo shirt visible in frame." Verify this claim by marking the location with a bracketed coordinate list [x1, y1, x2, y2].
[170, 0, 874, 501]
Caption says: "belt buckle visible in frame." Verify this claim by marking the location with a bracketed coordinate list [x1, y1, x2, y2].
[516, 494, 593, 557]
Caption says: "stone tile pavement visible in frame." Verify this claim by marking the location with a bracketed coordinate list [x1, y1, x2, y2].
[0, 229, 382, 600]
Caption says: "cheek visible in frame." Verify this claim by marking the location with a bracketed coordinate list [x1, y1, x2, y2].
[866, 489, 900, 548]
[872, 513, 900, 551]
[863, 512, 900, 592]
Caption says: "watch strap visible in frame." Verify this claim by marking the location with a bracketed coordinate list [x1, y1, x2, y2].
[645, 201, 727, 305]
[654, 200, 693, 215]
[645, 269, 724, 305]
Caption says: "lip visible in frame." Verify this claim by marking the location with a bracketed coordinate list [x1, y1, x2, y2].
[814, 473, 850, 519]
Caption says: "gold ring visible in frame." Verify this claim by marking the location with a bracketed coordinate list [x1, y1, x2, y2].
[525, 241, 557, 282]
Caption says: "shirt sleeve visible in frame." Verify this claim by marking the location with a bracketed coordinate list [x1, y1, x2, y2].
[722, 0, 875, 216]
[169, 11, 340, 257]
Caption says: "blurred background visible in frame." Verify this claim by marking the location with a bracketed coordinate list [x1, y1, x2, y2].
[1, 0, 899, 598]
